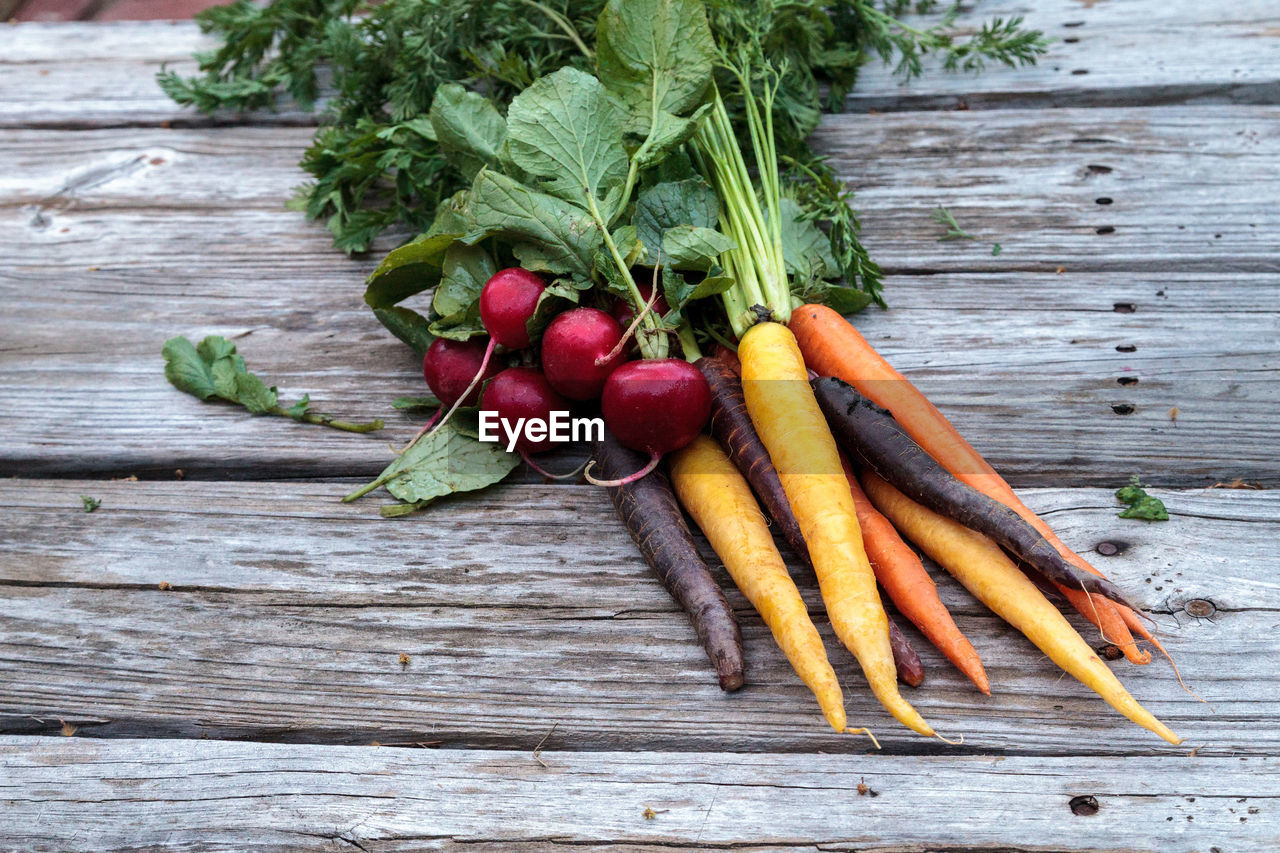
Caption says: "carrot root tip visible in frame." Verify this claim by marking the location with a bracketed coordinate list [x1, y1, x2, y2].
[844, 727, 881, 750]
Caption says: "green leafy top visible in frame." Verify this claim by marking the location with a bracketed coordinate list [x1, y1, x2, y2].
[159, 0, 1045, 284]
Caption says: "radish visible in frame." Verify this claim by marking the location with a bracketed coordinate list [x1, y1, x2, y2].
[480, 267, 546, 350]
[422, 337, 500, 407]
[480, 366, 567, 455]
[592, 359, 711, 485]
[417, 268, 547, 448]
[541, 307, 628, 401]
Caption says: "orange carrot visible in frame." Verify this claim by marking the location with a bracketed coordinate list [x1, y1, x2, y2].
[791, 304, 1159, 665]
[840, 454, 990, 694]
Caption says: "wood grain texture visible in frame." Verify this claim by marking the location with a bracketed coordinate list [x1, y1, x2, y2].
[2, 736, 1277, 852]
[0, 22, 312, 129]
[1, 116, 1276, 483]
[2, 480, 1274, 756]
[848, 0, 1280, 111]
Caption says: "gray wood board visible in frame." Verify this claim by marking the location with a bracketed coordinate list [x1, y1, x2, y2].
[1, 113, 1276, 483]
[2, 736, 1276, 852]
[2, 480, 1274, 756]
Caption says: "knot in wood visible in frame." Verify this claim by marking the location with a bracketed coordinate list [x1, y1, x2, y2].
[1069, 795, 1100, 816]
[1184, 599, 1216, 618]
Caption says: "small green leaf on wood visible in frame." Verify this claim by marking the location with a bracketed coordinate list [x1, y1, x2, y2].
[1116, 475, 1169, 521]
[163, 335, 383, 433]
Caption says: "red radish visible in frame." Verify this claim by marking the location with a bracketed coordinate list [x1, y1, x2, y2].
[480, 268, 546, 350]
[541, 308, 628, 400]
[611, 282, 669, 329]
[591, 359, 712, 485]
[418, 268, 547, 449]
[480, 367, 567, 455]
[422, 337, 500, 407]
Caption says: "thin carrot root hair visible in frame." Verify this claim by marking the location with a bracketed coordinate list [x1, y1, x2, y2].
[845, 727, 881, 750]
[1074, 579, 1150, 664]
[933, 730, 964, 746]
[1120, 607, 1205, 703]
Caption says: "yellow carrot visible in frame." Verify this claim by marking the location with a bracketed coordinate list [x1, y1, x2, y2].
[861, 472, 1180, 745]
[738, 321, 933, 737]
[670, 435, 847, 732]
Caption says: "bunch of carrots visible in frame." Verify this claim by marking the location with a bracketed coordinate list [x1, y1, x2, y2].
[621, 305, 1180, 745]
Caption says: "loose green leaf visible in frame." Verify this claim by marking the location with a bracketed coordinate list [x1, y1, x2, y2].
[429, 83, 507, 179]
[505, 67, 629, 211]
[163, 335, 382, 433]
[932, 205, 977, 241]
[465, 169, 599, 278]
[1116, 475, 1169, 521]
[162, 335, 219, 400]
[81, 496, 101, 513]
[343, 418, 519, 506]
[662, 225, 736, 271]
[992, 242, 1003, 256]
[364, 232, 459, 309]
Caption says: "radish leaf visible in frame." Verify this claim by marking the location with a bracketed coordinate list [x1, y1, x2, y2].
[506, 67, 628, 211]
[347, 416, 518, 506]
[429, 83, 507, 180]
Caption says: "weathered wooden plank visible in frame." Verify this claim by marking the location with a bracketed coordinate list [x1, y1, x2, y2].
[1, 116, 1276, 483]
[822, 107, 1280, 274]
[848, 0, 1280, 111]
[1, 736, 1275, 852]
[1, 481, 1274, 755]
[0, 22, 311, 129]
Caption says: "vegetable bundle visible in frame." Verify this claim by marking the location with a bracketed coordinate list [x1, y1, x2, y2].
[164, 0, 1185, 743]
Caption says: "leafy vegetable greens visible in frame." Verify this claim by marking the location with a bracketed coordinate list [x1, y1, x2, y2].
[161, 0, 1047, 298]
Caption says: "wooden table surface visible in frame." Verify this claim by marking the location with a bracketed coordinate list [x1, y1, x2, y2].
[2, 3, 1278, 850]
